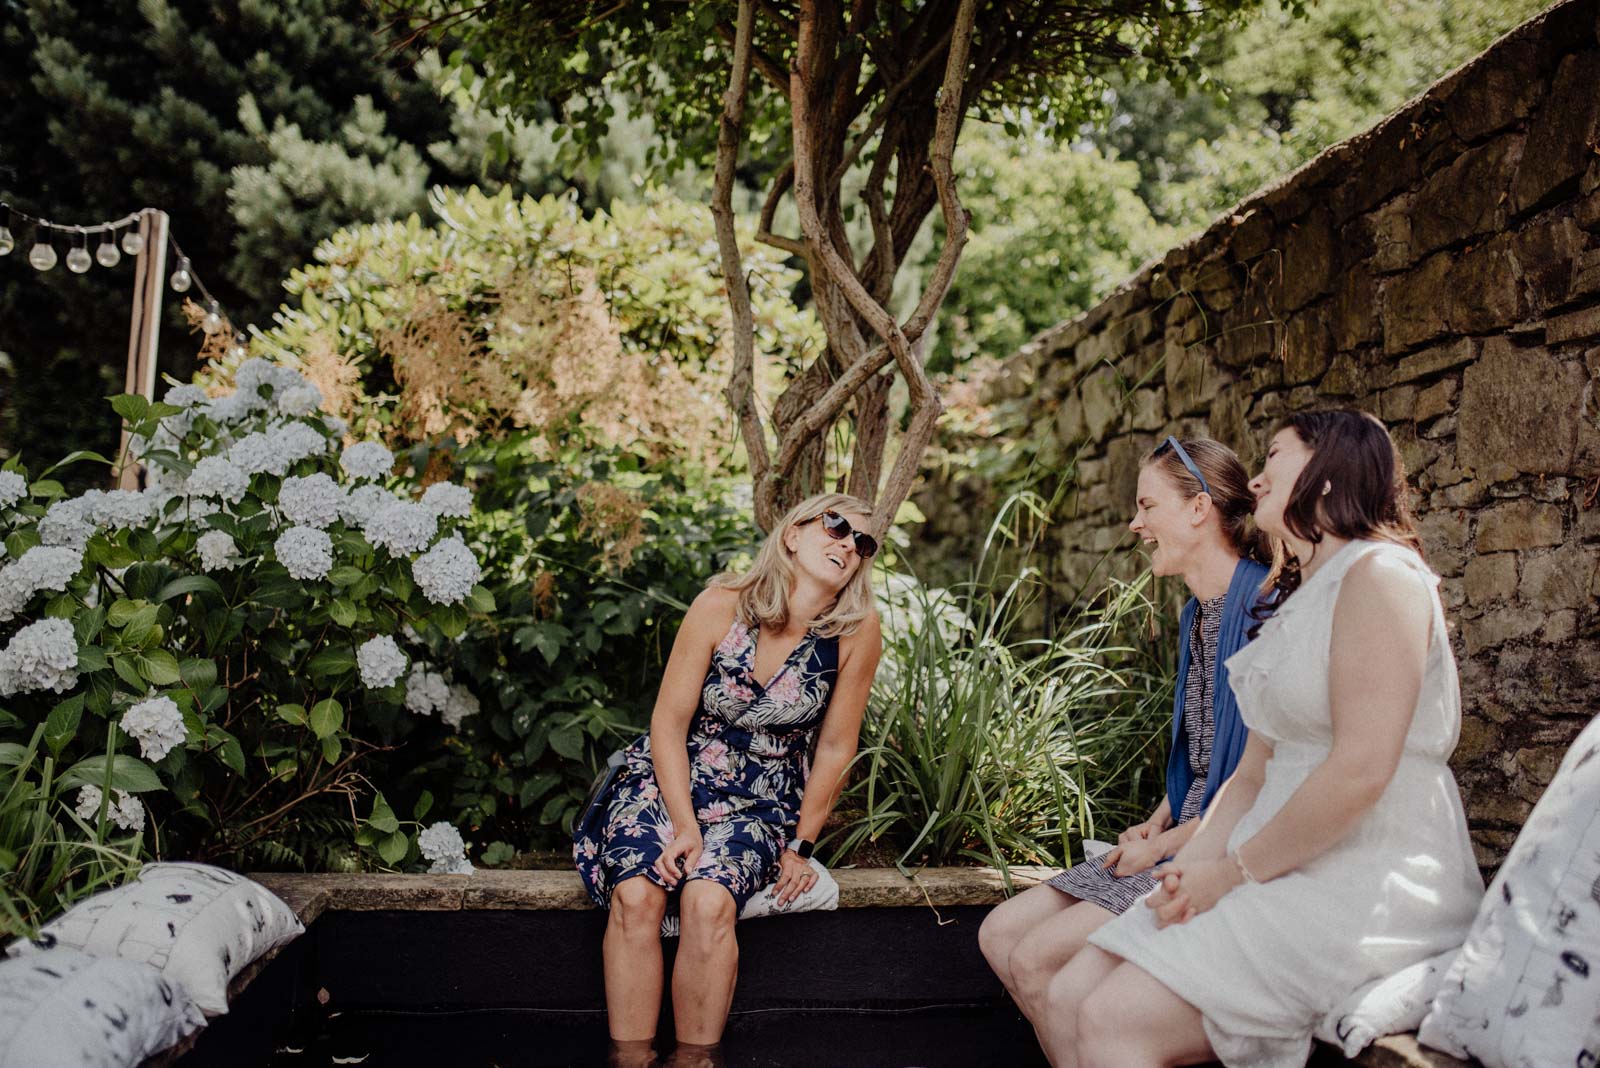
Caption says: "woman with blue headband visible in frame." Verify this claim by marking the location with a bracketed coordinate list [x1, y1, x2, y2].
[980, 436, 1273, 1038]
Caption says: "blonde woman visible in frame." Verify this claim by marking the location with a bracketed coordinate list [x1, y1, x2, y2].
[574, 493, 884, 1068]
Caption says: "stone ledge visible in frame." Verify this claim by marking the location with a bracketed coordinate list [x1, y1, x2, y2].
[1358, 1034, 1474, 1068]
[249, 866, 1051, 926]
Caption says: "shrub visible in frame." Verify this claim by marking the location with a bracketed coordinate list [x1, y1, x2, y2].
[0, 360, 493, 871]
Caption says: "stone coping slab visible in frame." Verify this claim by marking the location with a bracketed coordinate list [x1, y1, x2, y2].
[248, 865, 1053, 927]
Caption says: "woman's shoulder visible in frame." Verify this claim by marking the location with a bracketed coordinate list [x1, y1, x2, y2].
[683, 585, 742, 635]
[837, 610, 883, 661]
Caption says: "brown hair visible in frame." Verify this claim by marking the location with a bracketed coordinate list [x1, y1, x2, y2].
[1251, 408, 1423, 631]
[1142, 436, 1273, 565]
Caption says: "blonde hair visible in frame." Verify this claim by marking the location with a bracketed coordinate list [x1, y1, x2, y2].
[711, 492, 876, 639]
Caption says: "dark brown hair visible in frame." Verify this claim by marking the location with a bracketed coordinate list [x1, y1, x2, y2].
[1251, 408, 1423, 631]
[1142, 436, 1273, 565]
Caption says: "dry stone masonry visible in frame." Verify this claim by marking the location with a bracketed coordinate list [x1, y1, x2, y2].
[920, 0, 1600, 868]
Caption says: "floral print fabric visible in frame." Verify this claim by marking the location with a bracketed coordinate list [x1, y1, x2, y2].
[575, 617, 839, 914]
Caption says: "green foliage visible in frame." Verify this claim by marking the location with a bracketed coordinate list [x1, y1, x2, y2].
[412, 434, 759, 849]
[834, 495, 1175, 875]
[1090, 0, 1550, 231]
[0, 726, 145, 938]
[241, 184, 820, 459]
[930, 122, 1177, 371]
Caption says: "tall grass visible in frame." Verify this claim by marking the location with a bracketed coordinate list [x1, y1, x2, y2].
[832, 492, 1175, 881]
[0, 726, 145, 937]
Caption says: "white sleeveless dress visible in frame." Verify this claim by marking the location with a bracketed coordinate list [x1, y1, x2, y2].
[1087, 540, 1485, 1067]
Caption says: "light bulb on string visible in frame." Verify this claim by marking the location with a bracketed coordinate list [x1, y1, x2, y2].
[0, 210, 13, 257]
[65, 229, 92, 274]
[227, 332, 249, 361]
[120, 227, 144, 256]
[169, 256, 192, 293]
[201, 299, 223, 335]
[95, 235, 121, 268]
[28, 229, 57, 272]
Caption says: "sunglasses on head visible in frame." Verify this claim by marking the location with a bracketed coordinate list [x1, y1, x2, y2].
[805, 509, 879, 559]
[1153, 435, 1212, 497]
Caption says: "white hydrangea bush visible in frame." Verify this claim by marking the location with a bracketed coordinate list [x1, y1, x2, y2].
[0, 355, 496, 872]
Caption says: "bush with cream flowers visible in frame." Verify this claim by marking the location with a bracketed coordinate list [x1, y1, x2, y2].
[0, 356, 493, 874]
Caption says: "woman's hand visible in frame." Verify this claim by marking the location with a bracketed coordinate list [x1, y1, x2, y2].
[771, 849, 817, 908]
[654, 825, 704, 888]
[1117, 819, 1161, 846]
[1105, 832, 1167, 877]
[1145, 857, 1243, 928]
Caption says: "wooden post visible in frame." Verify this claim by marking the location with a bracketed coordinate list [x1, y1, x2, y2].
[117, 209, 169, 490]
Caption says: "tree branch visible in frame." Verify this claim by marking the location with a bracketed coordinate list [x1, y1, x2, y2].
[715, 20, 791, 98]
[755, 160, 805, 254]
[714, 0, 774, 525]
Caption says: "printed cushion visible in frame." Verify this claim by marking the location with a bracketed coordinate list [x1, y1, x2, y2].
[8, 862, 303, 1014]
[0, 946, 205, 1067]
[1315, 948, 1457, 1057]
[1418, 713, 1600, 1068]
[661, 857, 839, 938]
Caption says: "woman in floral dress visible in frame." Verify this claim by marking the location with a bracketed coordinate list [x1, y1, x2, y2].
[574, 492, 883, 1068]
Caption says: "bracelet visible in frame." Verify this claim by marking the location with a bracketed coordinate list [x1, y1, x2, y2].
[1232, 849, 1260, 885]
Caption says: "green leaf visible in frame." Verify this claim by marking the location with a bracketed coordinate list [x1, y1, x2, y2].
[434, 604, 469, 639]
[76, 645, 110, 673]
[156, 575, 224, 603]
[44, 695, 84, 758]
[480, 841, 515, 866]
[93, 542, 139, 570]
[310, 698, 344, 740]
[136, 650, 182, 686]
[518, 772, 561, 808]
[111, 654, 145, 690]
[368, 792, 400, 834]
[276, 703, 307, 726]
[413, 789, 434, 821]
[308, 646, 357, 678]
[328, 565, 365, 587]
[106, 599, 142, 628]
[62, 753, 163, 793]
[320, 735, 342, 765]
[5, 528, 41, 559]
[468, 585, 496, 613]
[549, 726, 585, 760]
[178, 658, 217, 691]
[378, 829, 409, 865]
[37, 449, 112, 479]
[207, 726, 246, 775]
[329, 598, 357, 627]
[27, 479, 64, 500]
[110, 394, 150, 424]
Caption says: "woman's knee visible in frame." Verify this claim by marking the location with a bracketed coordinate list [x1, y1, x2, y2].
[679, 881, 737, 942]
[610, 876, 667, 934]
[1075, 983, 1128, 1059]
[977, 905, 1018, 967]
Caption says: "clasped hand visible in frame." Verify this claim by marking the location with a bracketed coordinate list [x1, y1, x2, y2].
[770, 849, 817, 908]
[1102, 820, 1166, 877]
[654, 826, 703, 887]
[1144, 856, 1242, 927]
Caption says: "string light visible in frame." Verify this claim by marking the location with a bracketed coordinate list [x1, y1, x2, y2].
[0, 209, 13, 257]
[169, 256, 192, 293]
[65, 228, 92, 274]
[28, 230, 56, 272]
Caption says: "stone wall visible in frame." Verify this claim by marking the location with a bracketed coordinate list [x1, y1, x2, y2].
[919, 0, 1600, 868]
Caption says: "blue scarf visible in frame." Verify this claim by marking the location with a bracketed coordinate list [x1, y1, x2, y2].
[1164, 557, 1270, 820]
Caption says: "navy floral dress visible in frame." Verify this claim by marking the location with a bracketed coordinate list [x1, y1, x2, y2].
[574, 617, 839, 914]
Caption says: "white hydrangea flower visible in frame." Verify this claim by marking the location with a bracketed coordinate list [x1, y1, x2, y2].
[39, 494, 99, 549]
[411, 538, 480, 605]
[230, 432, 289, 477]
[420, 482, 473, 520]
[418, 821, 472, 874]
[233, 358, 279, 395]
[356, 635, 407, 689]
[324, 415, 349, 438]
[404, 663, 449, 716]
[121, 695, 186, 762]
[268, 421, 329, 465]
[196, 530, 242, 571]
[366, 501, 437, 557]
[440, 684, 479, 730]
[341, 441, 394, 481]
[0, 545, 84, 620]
[340, 484, 392, 528]
[274, 526, 333, 581]
[72, 785, 145, 833]
[163, 384, 209, 408]
[89, 489, 158, 530]
[279, 473, 345, 529]
[205, 388, 267, 425]
[276, 383, 323, 418]
[0, 618, 79, 696]
[0, 470, 28, 509]
[185, 455, 250, 503]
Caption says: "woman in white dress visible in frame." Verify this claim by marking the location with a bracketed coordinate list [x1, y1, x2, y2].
[1039, 409, 1485, 1068]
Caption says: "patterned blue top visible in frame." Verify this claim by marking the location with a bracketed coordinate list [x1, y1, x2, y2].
[574, 616, 839, 913]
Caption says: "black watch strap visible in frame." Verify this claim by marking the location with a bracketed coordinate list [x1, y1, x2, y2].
[789, 838, 815, 860]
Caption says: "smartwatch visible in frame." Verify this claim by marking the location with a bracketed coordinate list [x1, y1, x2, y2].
[787, 838, 815, 860]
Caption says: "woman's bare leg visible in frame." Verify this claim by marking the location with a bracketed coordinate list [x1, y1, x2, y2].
[604, 875, 669, 1041]
[672, 879, 740, 1045]
[1035, 944, 1122, 1068]
[1008, 900, 1115, 1021]
[1077, 961, 1213, 1068]
[979, 881, 1078, 991]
